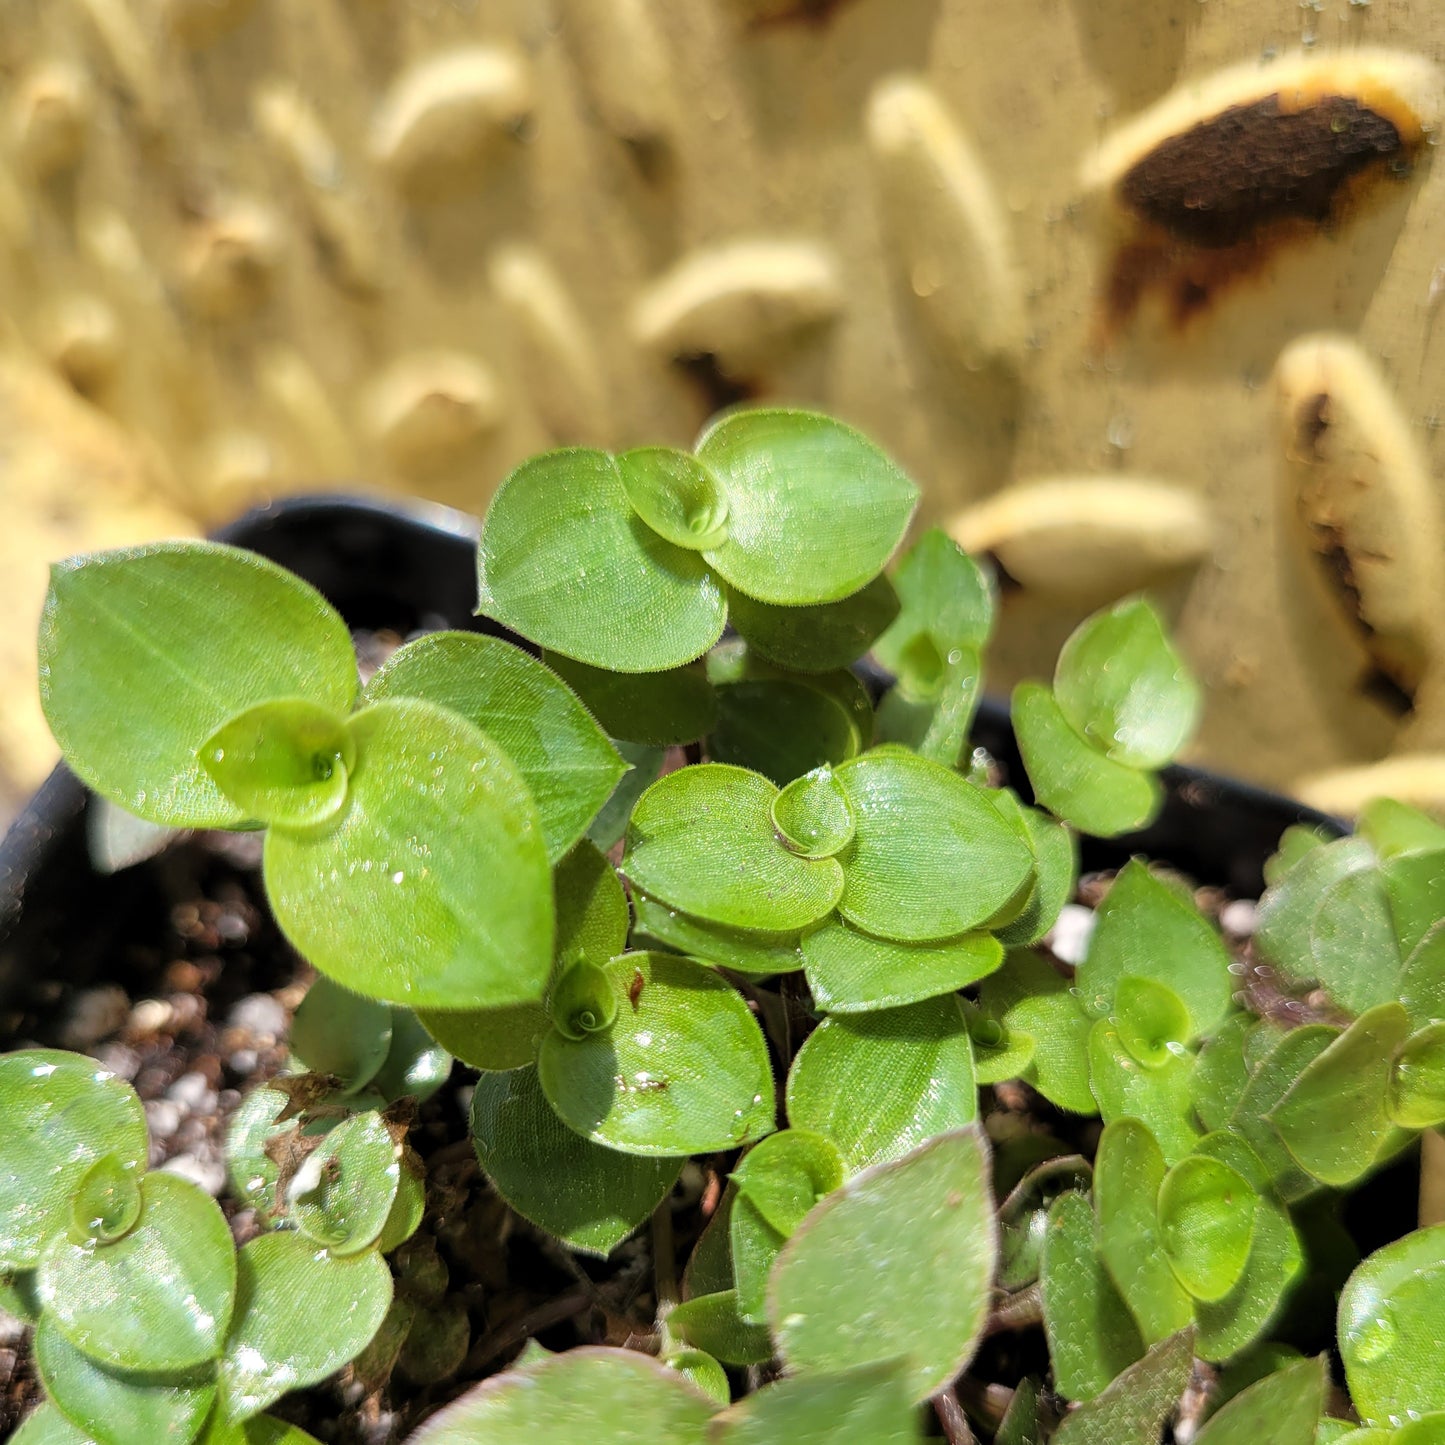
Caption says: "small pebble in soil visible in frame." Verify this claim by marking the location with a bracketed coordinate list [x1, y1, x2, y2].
[127, 997, 175, 1036]
[146, 1098, 183, 1141]
[229, 992, 287, 1041]
[55, 985, 130, 1048]
[168, 1070, 219, 1115]
[162, 1152, 227, 1197]
[1045, 903, 1096, 966]
[1220, 899, 1258, 936]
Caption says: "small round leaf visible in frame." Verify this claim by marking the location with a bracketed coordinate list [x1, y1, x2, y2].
[200, 699, 353, 829]
[1054, 598, 1200, 770]
[289, 1110, 402, 1255]
[768, 1128, 996, 1403]
[470, 1066, 681, 1257]
[477, 447, 728, 672]
[549, 961, 618, 1041]
[727, 575, 900, 674]
[41, 1172, 236, 1373]
[618, 446, 730, 551]
[731, 1129, 845, 1237]
[1389, 1023, 1445, 1129]
[1157, 1155, 1257, 1302]
[39, 541, 358, 829]
[0, 1050, 149, 1271]
[264, 698, 554, 1010]
[771, 767, 856, 859]
[697, 409, 918, 605]
[363, 631, 626, 862]
[834, 752, 1034, 941]
[289, 975, 393, 1096]
[68, 1155, 142, 1247]
[218, 1231, 393, 1422]
[537, 953, 776, 1156]
[1114, 977, 1193, 1070]
[624, 764, 843, 932]
[1013, 682, 1163, 838]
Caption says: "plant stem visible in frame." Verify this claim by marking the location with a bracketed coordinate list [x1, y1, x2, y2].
[931, 1387, 979, 1445]
[983, 1283, 1044, 1336]
[651, 1194, 679, 1316]
[1421, 1127, 1445, 1227]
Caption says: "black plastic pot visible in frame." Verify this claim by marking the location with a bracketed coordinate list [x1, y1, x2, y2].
[0, 492, 1343, 1013]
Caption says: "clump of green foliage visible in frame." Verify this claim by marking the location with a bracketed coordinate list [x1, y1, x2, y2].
[11, 407, 1445, 1443]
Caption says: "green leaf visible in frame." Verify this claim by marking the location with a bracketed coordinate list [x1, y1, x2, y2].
[1388, 1023, 1445, 1128]
[664, 1349, 729, 1407]
[710, 677, 863, 785]
[1268, 1003, 1411, 1187]
[1339, 1223, 1445, 1428]
[218, 1231, 392, 1422]
[543, 653, 717, 749]
[995, 1377, 1041, 1445]
[1191, 1134, 1304, 1362]
[785, 997, 978, 1171]
[68, 1154, 142, 1246]
[588, 740, 665, 850]
[1113, 976, 1193, 1070]
[1228, 1024, 1339, 1203]
[223, 1087, 295, 1218]
[470, 1065, 681, 1256]
[801, 919, 1002, 1013]
[624, 765, 843, 932]
[264, 698, 553, 1010]
[477, 447, 728, 672]
[1383, 850, 1445, 959]
[1012, 682, 1163, 838]
[1395, 1417, 1445, 1445]
[417, 1000, 549, 1072]
[1264, 824, 1332, 886]
[0, 1050, 148, 1271]
[1157, 1155, 1256, 1302]
[768, 1128, 996, 1403]
[992, 794, 1077, 949]
[34, 1314, 215, 1445]
[1078, 860, 1234, 1036]
[834, 751, 1034, 941]
[617, 446, 731, 552]
[631, 893, 803, 977]
[730, 1191, 786, 1325]
[873, 527, 995, 678]
[41, 1173, 236, 1373]
[727, 575, 900, 674]
[376, 1158, 426, 1253]
[1254, 837, 1400, 1018]
[417, 840, 626, 1071]
[1041, 1189, 1146, 1400]
[200, 699, 352, 830]
[538, 953, 776, 1155]
[771, 767, 856, 860]
[669, 1291, 774, 1366]
[696, 409, 918, 606]
[1193, 1014, 1256, 1134]
[363, 631, 626, 861]
[1088, 1020, 1200, 1164]
[709, 1362, 922, 1443]
[288, 1109, 402, 1255]
[198, 1413, 326, 1445]
[1358, 798, 1445, 859]
[549, 961, 618, 1041]
[1094, 1120, 1192, 1345]
[1052, 1328, 1195, 1445]
[1054, 598, 1200, 770]
[732, 1129, 845, 1237]
[368, 1008, 453, 1105]
[289, 975, 393, 1095]
[975, 950, 1095, 1113]
[408, 1348, 717, 1443]
[39, 541, 358, 829]
[1192, 1356, 1325, 1445]
[12, 1404, 97, 1445]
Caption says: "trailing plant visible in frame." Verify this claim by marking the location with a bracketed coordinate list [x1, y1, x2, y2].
[11, 406, 1445, 1442]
